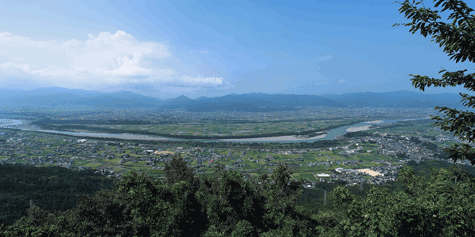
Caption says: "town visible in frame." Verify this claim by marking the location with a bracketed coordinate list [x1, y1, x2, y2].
[0, 113, 470, 190]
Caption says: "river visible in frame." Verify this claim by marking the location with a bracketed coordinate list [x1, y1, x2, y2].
[0, 117, 431, 143]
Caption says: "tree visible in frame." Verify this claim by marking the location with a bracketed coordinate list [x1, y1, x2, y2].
[164, 153, 200, 189]
[0, 164, 325, 236]
[393, 0, 475, 165]
[331, 165, 475, 236]
[214, 163, 225, 174]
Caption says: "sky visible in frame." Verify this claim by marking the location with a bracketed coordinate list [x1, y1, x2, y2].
[0, 0, 473, 99]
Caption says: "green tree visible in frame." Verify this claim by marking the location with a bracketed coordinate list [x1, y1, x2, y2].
[196, 164, 317, 237]
[0, 164, 323, 236]
[331, 165, 475, 236]
[393, 0, 475, 165]
[1, 170, 209, 237]
[164, 153, 200, 189]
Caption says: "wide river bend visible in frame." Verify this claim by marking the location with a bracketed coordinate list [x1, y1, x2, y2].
[0, 117, 430, 143]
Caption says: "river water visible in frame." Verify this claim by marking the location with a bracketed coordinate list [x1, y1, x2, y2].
[0, 117, 431, 143]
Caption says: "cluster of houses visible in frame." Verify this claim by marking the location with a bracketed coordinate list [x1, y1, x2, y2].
[1, 124, 472, 188]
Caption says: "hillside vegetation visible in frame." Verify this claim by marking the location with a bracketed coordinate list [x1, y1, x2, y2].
[0, 155, 474, 236]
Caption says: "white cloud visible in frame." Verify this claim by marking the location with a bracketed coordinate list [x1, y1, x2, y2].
[181, 75, 224, 85]
[0, 62, 32, 73]
[338, 79, 345, 83]
[0, 31, 224, 89]
[214, 81, 234, 90]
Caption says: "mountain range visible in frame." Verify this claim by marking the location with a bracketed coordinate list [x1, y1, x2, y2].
[0, 87, 468, 112]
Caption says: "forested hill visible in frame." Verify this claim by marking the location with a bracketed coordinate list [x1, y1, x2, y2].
[0, 164, 117, 227]
[0, 87, 468, 111]
[1, 158, 474, 236]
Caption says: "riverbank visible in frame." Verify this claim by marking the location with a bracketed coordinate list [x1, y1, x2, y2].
[364, 120, 383, 124]
[0, 117, 430, 143]
[346, 125, 373, 133]
[26, 119, 364, 141]
[218, 133, 327, 142]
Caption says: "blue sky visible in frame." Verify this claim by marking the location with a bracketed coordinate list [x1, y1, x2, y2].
[0, 0, 473, 99]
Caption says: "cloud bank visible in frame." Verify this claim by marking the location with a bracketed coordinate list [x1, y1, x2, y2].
[0, 31, 224, 89]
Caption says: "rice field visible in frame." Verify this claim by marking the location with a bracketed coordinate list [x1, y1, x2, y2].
[85, 118, 359, 137]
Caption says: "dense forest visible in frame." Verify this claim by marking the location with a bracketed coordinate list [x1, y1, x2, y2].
[0, 156, 474, 236]
[0, 164, 117, 227]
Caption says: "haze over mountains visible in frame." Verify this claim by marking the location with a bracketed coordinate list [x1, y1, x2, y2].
[0, 87, 467, 112]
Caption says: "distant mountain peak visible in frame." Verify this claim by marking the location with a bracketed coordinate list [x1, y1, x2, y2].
[159, 95, 193, 109]
[172, 95, 192, 102]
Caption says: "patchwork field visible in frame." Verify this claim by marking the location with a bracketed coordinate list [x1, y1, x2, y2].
[76, 118, 364, 138]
